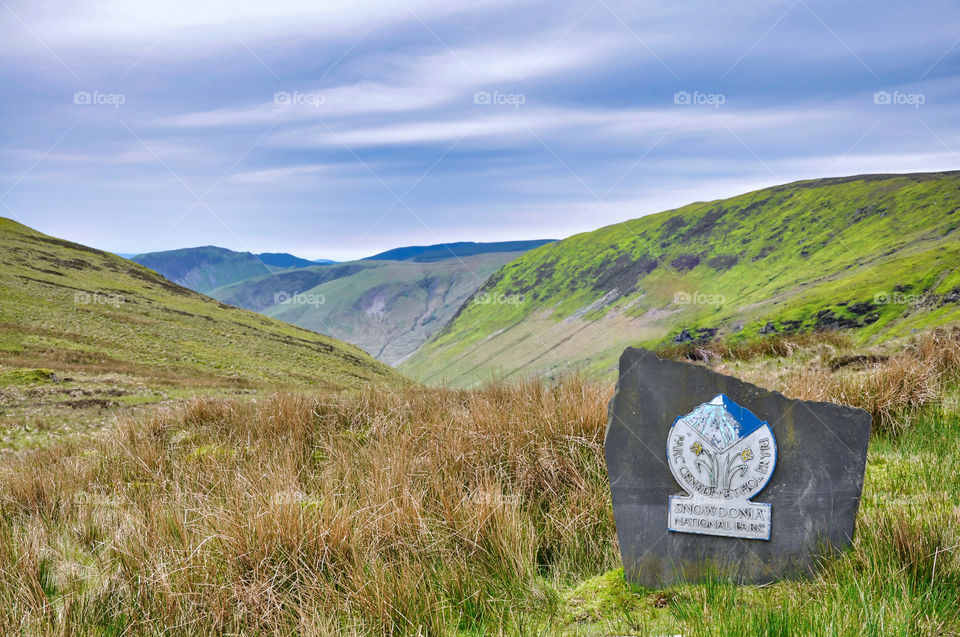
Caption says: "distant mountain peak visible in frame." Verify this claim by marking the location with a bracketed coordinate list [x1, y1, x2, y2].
[132, 246, 324, 293]
[365, 240, 555, 263]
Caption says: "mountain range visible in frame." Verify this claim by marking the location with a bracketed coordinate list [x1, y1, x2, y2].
[13, 170, 959, 389]
[0, 218, 399, 391]
[130, 246, 327, 294]
[135, 241, 554, 364]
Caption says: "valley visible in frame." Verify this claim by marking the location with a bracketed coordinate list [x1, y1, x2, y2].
[140, 241, 553, 364]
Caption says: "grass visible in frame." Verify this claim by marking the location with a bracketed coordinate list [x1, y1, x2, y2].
[0, 330, 958, 635]
[0, 365, 262, 450]
[0, 379, 614, 634]
[403, 171, 960, 386]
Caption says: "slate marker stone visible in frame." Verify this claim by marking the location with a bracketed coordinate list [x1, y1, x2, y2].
[605, 347, 871, 587]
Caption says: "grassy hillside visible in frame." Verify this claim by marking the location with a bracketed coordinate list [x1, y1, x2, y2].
[133, 246, 317, 293]
[365, 239, 554, 262]
[403, 171, 960, 386]
[211, 252, 526, 364]
[208, 262, 371, 312]
[0, 218, 401, 444]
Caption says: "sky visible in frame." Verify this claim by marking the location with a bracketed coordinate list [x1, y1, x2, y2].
[1, 0, 958, 261]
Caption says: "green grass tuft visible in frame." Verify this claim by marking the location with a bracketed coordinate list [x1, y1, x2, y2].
[0, 368, 55, 385]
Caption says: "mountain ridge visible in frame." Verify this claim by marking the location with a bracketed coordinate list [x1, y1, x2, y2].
[364, 240, 555, 262]
[132, 246, 324, 293]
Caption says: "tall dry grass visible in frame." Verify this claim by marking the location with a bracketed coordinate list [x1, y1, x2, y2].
[659, 329, 852, 362]
[0, 377, 616, 635]
[1, 329, 958, 634]
[661, 327, 960, 434]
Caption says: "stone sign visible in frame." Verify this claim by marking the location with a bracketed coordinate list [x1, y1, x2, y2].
[605, 347, 871, 587]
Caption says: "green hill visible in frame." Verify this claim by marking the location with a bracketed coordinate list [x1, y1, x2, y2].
[0, 218, 400, 392]
[210, 252, 527, 364]
[132, 246, 318, 293]
[401, 171, 960, 386]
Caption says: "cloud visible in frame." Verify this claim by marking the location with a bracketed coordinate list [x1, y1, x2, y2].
[264, 105, 826, 149]
[2, 0, 960, 258]
[1, 0, 514, 50]
[153, 83, 450, 129]
[225, 163, 340, 184]
[151, 33, 633, 129]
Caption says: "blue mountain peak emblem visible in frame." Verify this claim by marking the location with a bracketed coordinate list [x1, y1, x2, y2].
[677, 394, 768, 452]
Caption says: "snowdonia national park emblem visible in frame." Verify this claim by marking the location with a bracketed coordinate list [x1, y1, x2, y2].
[666, 394, 777, 540]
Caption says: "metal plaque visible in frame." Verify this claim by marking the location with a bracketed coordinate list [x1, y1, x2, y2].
[666, 394, 777, 540]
